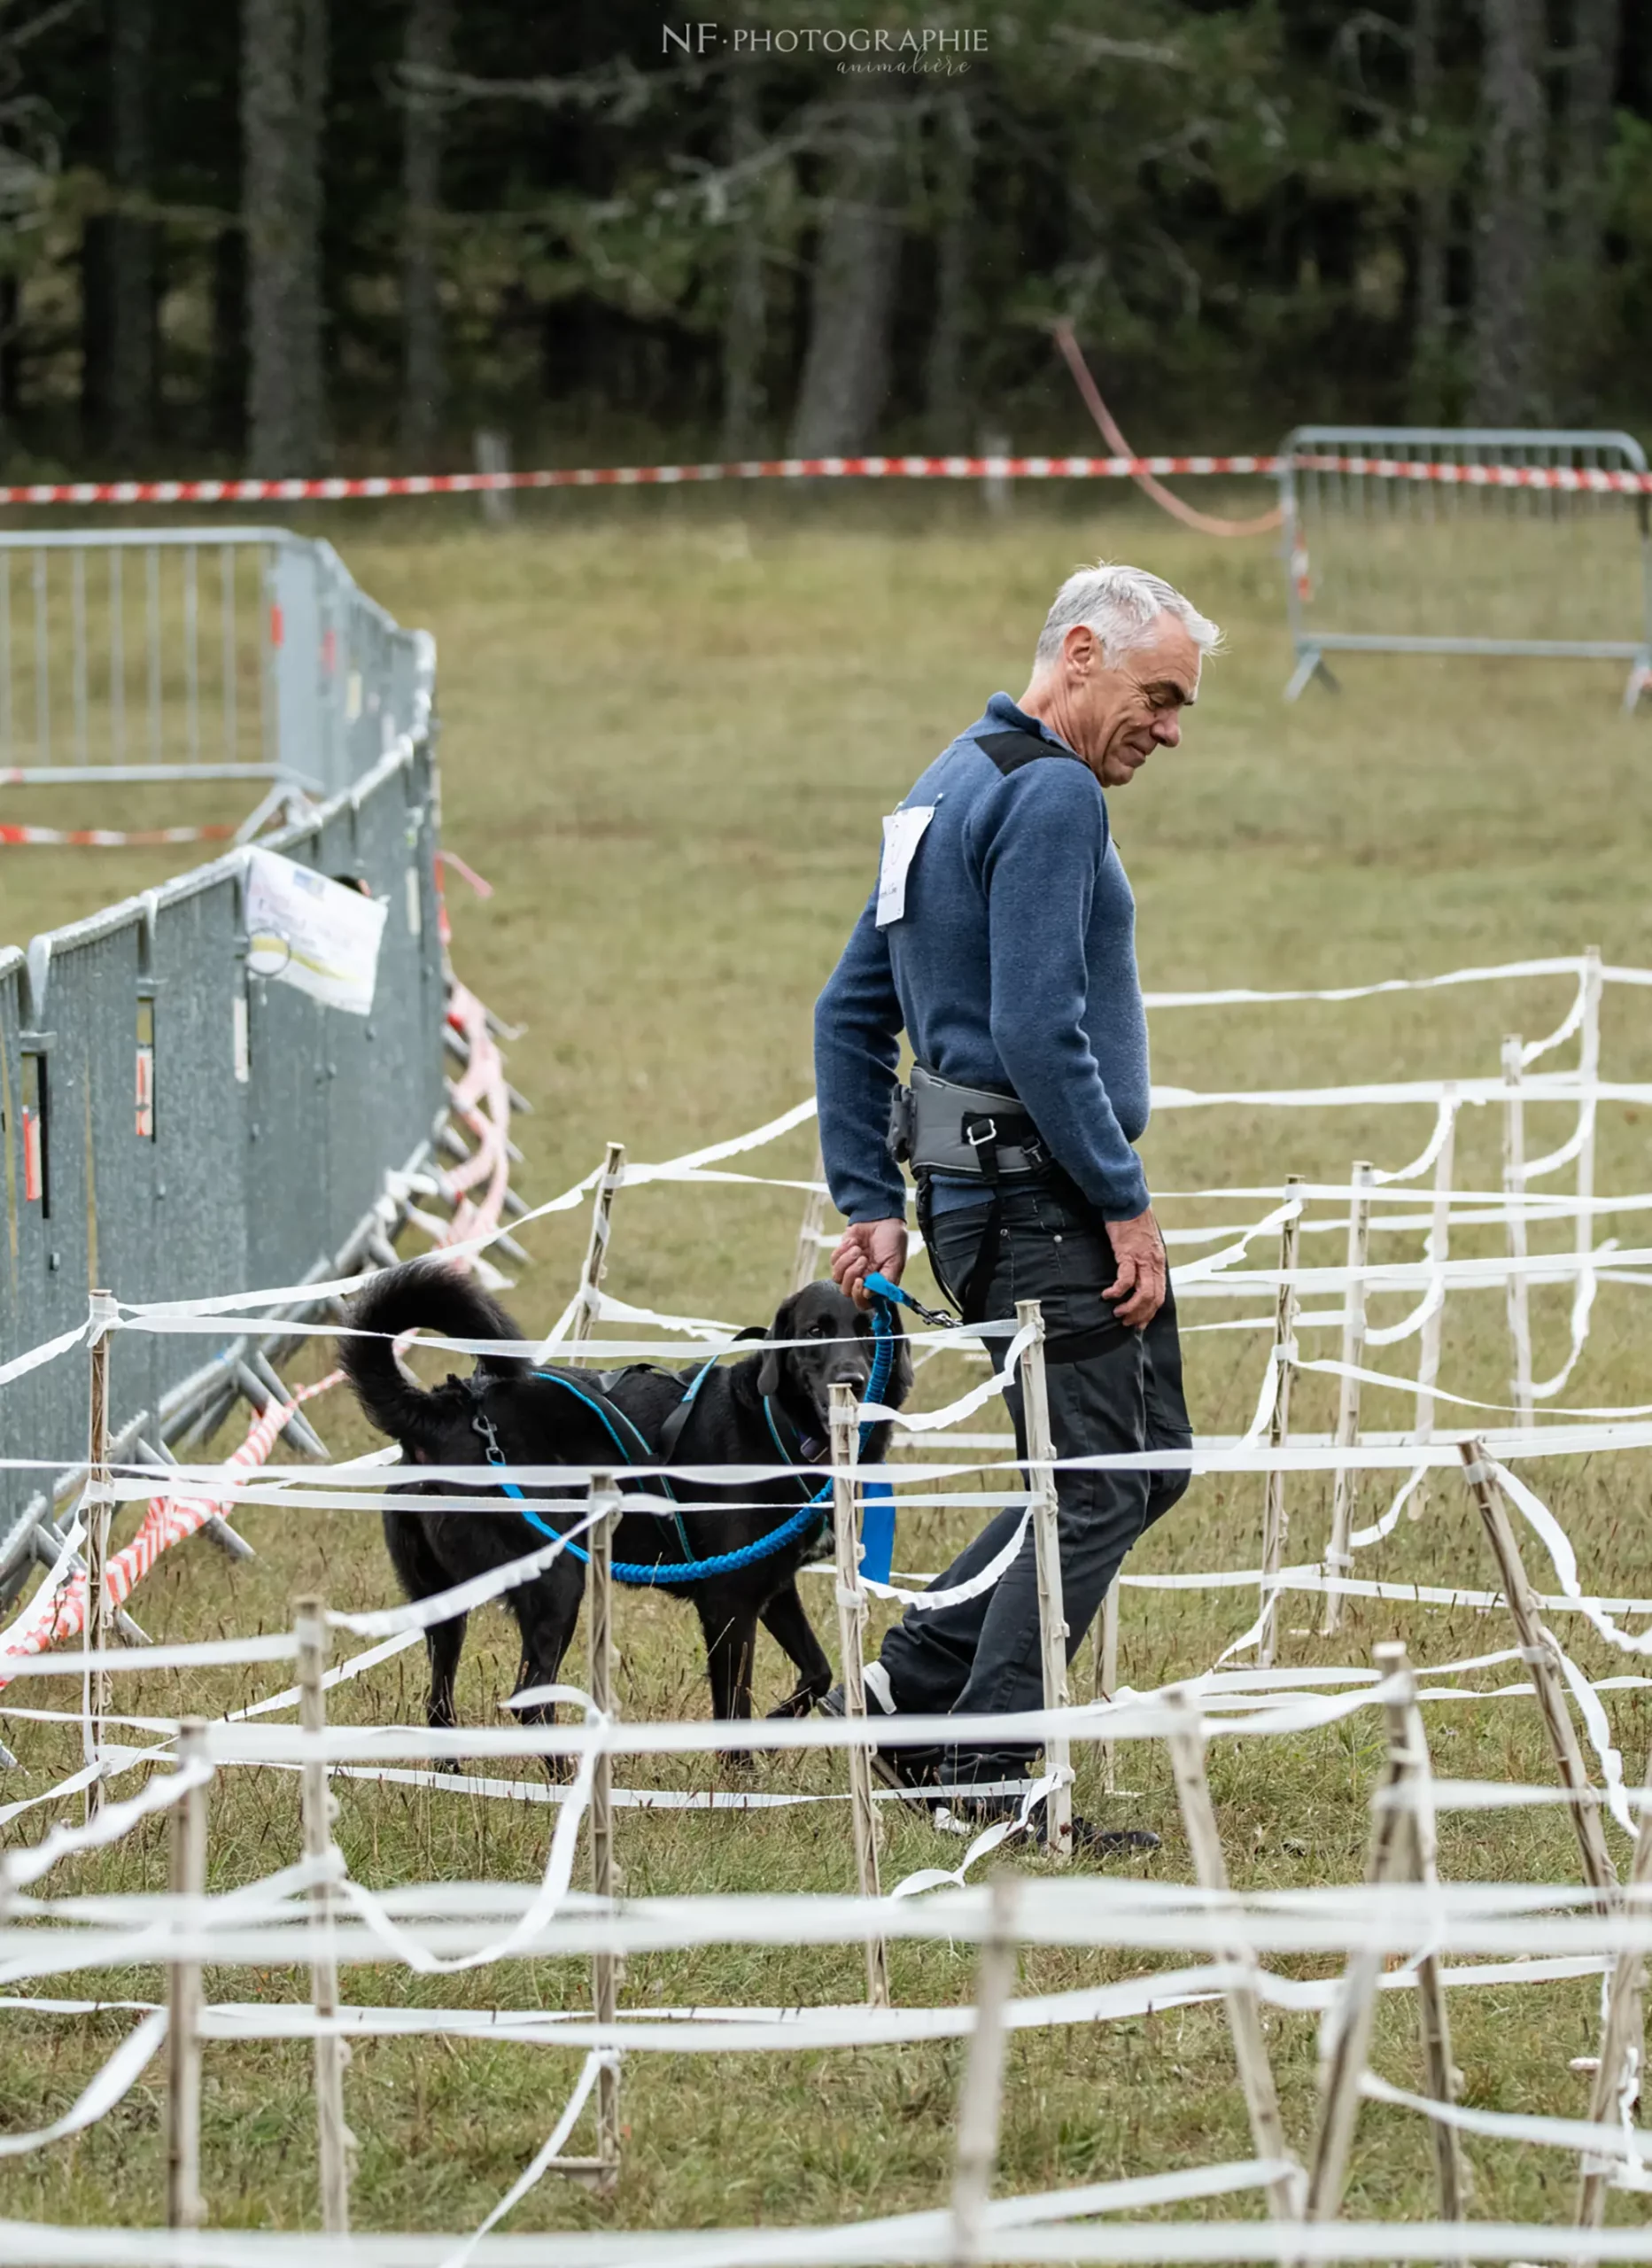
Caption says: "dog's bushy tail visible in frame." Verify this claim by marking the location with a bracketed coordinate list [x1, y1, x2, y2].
[339, 1260, 529, 1456]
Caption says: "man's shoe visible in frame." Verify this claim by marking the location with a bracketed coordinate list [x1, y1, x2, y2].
[817, 1674, 934, 1797]
[940, 1790, 1160, 1860]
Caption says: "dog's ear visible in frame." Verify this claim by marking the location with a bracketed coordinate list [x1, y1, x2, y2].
[758, 1295, 795, 1400]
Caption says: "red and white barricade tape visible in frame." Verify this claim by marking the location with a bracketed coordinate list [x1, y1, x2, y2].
[0, 1374, 340, 1688]
[0, 450, 1648, 511]
[438, 981, 512, 1257]
[0, 822, 239, 849]
[0, 453, 1280, 508]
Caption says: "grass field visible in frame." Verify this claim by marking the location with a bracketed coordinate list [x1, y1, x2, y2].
[4, 487, 1652, 2239]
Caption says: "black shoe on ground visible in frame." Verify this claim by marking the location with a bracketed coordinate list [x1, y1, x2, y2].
[939, 1790, 1160, 1860]
[816, 1681, 935, 1797]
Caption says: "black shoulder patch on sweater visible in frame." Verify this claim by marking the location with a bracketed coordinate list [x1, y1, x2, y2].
[976, 727, 1059, 775]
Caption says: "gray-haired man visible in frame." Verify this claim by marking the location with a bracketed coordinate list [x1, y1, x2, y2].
[812, 562, 1219, 1858]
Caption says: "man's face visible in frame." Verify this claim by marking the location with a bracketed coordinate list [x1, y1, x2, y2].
[1060, 617, 1201, 788]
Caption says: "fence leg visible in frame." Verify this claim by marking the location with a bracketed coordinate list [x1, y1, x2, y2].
[1259, 1178, 1303, 1669]
[1458, 1441, 1617, 1908]
[1165, 1689, 1300, 2220]
[1380, 1646, 1469, 2223]
[295, 1594, 352, 2233]
[1501, 1035, 1534, 1427]
[1576, 947, 1602, 1269]
[1094, 1581, 1120, 1790]
[567, 1140, 625, 1363]
[1413, 1089, 1456, 1453]
[788, 1143, 827, 1296]
[588, 1481, 621, 2194]
[167, 1718, 210, 2231]
[1320, 1164, 1372, 1637]
[82, 1287, 119, 1822]
[1016, 1301, 1072, 1860]
[948, 1874, 1020, 2268]
[830, 1381, 888, 2005]
[1304, 1643, 1463, 2221]
[1577, 1743, 1652, 2229]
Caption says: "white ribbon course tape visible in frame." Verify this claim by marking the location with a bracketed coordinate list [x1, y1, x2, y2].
[6, 941, 1652, 2264]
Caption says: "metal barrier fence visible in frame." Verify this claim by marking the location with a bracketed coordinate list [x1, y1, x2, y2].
[0, 610, 446, 1567]
[0, 528, 428, 796]
[1279, 425, 1652, 706]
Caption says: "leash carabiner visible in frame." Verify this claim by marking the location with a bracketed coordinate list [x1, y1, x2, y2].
[863, 1270, 954, 1330]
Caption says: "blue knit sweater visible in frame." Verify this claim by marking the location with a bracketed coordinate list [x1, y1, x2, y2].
[814, 693, 1152, 1226]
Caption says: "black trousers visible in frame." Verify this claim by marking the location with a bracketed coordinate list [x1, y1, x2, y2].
[878, 1178, 1193, 1784]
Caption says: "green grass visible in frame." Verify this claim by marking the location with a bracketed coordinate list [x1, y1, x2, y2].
[4, 487, 1652, 2238]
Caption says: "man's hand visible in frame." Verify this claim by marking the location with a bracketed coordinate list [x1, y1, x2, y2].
[831, 1219, 908, 1309]
[1104, 1206, 1166, 1329]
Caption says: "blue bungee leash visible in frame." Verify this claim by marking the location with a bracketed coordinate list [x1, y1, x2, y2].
[469, 1290, 904, 1588]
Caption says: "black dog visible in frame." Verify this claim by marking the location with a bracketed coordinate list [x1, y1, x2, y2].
[338, 1262, 911, 1741]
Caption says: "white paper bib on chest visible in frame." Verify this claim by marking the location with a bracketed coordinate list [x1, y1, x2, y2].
[875, 804, 936, 928]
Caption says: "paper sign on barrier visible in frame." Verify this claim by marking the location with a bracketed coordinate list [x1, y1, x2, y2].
[244, 849, 387, 1016]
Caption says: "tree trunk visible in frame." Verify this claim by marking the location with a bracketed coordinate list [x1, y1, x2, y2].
[1470, 0, 1546, 424]
[1408, 0, 1452, 419]
[241, 0, 327, 476]
[718, 63, 765, 460]
[1548, 0, 1621, 411]
[0, 276, 19, 426]
[400, 0, 452, 461]
[923, 93, 973, 449]
[209, 222, 247, 455]
[1561, 0, 1619, 274]
[107, 0, 159, 462]
[787, 87, 904, 458]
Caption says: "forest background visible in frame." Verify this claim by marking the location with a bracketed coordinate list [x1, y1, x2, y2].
[0, 0, 1644, 484]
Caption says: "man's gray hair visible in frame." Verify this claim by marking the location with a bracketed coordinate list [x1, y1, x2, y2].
[1034, 561, 1222, 668]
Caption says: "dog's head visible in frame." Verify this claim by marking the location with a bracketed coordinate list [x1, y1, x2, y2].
[756, 1279, 913, 1456]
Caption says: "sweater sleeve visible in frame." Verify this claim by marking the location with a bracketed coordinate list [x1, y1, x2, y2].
[813, 886, 909, 1223]
[976, 765, 1152, 1221]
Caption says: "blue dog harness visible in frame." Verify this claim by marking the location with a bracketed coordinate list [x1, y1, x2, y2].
[469, 1286, 912, 1588]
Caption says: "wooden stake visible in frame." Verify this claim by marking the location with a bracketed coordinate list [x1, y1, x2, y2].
[1576, 948, 1602, 1274]
[830, 1381, 888, 2005]
[1380, 1650, 1468, 2224]
[1320, 1164, 1372, 1638]
[1165, 1689, 1300, 2220]
[1413, 1090, 1457, 1447]
[567, 1139, 625, 1363]
[167, 1718, 209, 2231]
[1501, 1037, 1534, 1426]
[295, 1594, 351, 2233]
[948, 1874, 1020, 2268]
[589, 1480, 621, 2193]
[1304, 1644, 1463, 2222]
[1017, 1301, 1072, 1861]
[1459, 1441, 1617, 1907]
[1259, 1178, 1303, 1668]
[531, 1481, 624, 2194]
[1577, 1744, 1652, 2228]
[82, 1287, 118, 1822]
[1095, 1581, 1120, 1792]
[789, 1143, 828, 1295]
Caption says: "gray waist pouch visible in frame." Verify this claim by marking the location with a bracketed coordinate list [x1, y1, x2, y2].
[888, 1061, 1050, 1178]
